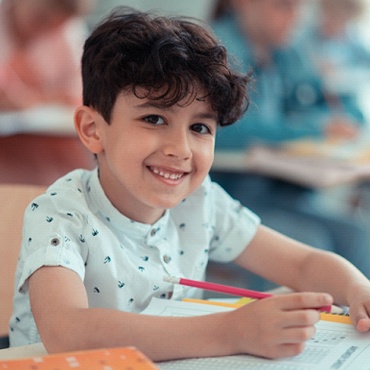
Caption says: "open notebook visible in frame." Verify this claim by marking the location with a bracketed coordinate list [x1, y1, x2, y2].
[141, 298, 370, 370]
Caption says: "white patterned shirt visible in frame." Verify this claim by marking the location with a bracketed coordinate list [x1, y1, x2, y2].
[9, 168, 260, 346]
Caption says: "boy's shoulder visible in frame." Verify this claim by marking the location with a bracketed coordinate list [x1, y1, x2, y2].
[48, 168, 94, 188]
[27, 168, 96, 214]
[44, 169, 94, 200]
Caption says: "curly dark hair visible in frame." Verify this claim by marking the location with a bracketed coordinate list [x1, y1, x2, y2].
[82, 7, 250, 126]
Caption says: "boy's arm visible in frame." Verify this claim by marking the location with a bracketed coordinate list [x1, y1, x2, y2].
[29, 266, 231, 360]
[29, 265, 330, 360]
[234, 225, 370, 331]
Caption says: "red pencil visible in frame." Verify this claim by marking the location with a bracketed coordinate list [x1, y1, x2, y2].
[164, 275, 273, 299]
[163, 275, 332, 313]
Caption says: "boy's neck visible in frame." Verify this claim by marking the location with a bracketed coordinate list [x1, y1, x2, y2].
[97, 167, 166, 225]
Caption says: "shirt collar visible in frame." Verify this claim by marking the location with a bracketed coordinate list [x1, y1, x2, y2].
[86, 167, 170, 240]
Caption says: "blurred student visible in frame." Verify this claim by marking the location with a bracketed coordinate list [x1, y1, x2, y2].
[301, 0, 370, 76]
[297, 0, 370, 109]
[210, 0, 370, 287]
[0, 0, 93, 110]
[0, 0, 95, 185]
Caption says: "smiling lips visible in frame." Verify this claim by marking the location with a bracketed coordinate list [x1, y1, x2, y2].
[149, 166, 185, 180]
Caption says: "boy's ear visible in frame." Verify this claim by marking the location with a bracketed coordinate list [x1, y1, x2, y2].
[74, 105, 104, 154]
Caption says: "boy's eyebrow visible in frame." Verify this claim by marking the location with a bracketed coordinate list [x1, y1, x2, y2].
[134, 101, 218, 121]
[134, 101, 174, 110]
[194, 112, 218, 122]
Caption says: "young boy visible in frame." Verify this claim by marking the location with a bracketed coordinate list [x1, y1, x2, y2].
[9, 7, 370, 362]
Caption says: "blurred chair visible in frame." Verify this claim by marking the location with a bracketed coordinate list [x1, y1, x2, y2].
[0, 184, 46, 348]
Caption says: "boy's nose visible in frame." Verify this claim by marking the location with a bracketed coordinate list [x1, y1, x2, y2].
[162, 131, 192, 160]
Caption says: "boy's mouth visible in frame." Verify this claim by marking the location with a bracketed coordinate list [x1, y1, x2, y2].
[149, 166, 185, 180]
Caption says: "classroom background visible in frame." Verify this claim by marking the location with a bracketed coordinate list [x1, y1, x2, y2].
[1, 0, 370, 291]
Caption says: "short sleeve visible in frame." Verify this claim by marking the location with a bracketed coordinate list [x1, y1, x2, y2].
[17, 188, 89, 293]
[208, 180, 260, 262]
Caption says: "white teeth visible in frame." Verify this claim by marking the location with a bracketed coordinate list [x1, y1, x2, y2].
[151, 167, 183, 180]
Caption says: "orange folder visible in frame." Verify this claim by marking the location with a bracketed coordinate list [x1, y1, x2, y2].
[0, 346, 158, 369]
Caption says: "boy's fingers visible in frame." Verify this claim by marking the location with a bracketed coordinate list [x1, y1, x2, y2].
[351, 306, 370, 332]
[280, 326, 317, 344]
[276, 343, 306, 359]
[275, 292, 333, 311]
[356, 318, 370, 332]
[281, 309, 320, 328]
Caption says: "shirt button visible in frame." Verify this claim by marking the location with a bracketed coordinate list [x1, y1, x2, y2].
[50, 238, 60, 246]
[150, 228, 157, 237]
[163, 255, 171, 264]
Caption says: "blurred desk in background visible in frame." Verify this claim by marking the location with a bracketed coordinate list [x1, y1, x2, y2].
[0, 106, 95, 185]
[0, 134, 94, 186]
[212, 138, 370, 189]
[0, 105, 78, 136]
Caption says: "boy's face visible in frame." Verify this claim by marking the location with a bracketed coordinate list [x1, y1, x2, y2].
[80, 91, 217, 224]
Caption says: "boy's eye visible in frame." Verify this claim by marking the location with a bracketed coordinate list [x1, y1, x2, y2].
[143, 115, 165, 125]
[191, 123, 211, 135]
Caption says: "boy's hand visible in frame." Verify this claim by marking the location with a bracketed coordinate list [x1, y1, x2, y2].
[347, 285, 370, 332]
[228, 292, 333, 359]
